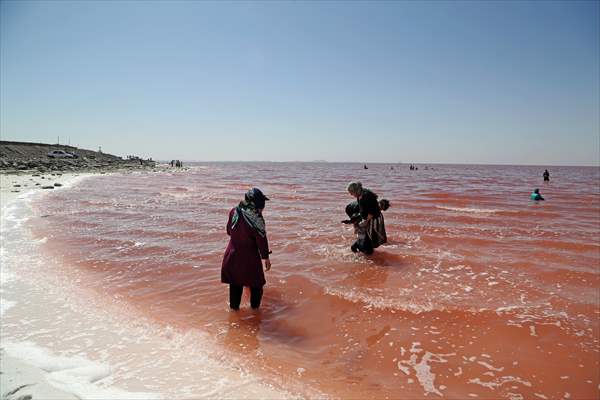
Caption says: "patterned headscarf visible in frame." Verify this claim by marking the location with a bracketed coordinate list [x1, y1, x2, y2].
[230, 189, 267, 237]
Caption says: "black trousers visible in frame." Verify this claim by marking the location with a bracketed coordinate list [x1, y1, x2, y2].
[229, 285, 263, 310]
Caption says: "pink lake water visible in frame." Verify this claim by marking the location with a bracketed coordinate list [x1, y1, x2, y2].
[23, 163, 600, 398]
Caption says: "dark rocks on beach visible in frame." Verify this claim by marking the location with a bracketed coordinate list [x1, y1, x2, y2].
[41, 186, 54, 189]
[13, 184, 21, 187]
[54, 183, 62, 187]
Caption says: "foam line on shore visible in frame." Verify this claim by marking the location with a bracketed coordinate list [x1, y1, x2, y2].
[1, 172, 163, 400]
[3, 341, 161, 400]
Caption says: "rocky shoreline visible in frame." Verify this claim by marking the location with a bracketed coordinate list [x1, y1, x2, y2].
[0, 141, 156, 175]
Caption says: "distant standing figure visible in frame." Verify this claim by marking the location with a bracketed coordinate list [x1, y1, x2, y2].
[364, 164, 368, 169]
[543, 169, 550, 182]
[221, 188, 271, 310]
[530, 188, 545, 201]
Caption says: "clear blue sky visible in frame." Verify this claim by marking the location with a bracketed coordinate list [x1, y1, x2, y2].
[1, 0, 598, 165]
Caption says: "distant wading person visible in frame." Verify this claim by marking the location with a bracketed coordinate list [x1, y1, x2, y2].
[543, 169, 550, 182]
[346, 182, 389, 254]
[221, 188, 271, 310]
[530, 188, 545, 201]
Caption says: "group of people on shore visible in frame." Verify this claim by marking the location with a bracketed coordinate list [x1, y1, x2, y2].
[170, 160, 183, 168]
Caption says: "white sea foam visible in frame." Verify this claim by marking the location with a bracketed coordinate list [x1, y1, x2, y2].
[0, 298, 16, 316]
[397, 342, 454, 396]
[436, 206, 500, 214]
[468, 375, 532, 390]
[324, 286, 437, 314]
[3, 341, 161, 399]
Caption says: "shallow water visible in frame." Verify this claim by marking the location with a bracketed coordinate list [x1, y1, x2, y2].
[21, 164, 600, 398]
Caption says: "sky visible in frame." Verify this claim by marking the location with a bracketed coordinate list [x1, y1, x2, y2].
[1, 0, 599, 165]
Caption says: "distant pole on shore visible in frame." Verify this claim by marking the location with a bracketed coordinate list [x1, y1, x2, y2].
[57, 136, 59, 145]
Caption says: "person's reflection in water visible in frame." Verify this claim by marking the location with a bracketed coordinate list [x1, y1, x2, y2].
[223, 308, 263, 354]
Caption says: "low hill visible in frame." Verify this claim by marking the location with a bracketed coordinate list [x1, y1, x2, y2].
[0, 141, 154, 173]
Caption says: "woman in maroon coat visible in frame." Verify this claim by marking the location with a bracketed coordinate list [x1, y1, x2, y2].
[221, 188, 271, 310]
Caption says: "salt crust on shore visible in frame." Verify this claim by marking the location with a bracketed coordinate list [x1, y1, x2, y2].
[1, 172, 136, 400]
[1, 170, 295, 400]
[1, 342, 158, 399]
[1, 172, 101, 400]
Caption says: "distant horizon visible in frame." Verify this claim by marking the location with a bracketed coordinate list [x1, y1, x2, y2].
[160, 159, 599, 168]
[2, 1, 598, 166]
[1, 139, 597, 167]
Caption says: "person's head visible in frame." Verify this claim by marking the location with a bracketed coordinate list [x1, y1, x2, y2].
[534, 188, 540, 194]
[378, 199, 390, 211]
[347, 181, 363, 198]
[345, 201, 360, 218]
[344, 201, 362, 225]
[245, 187, 270, 210]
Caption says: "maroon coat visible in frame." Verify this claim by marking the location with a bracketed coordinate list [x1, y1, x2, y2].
[221, 207, 270, 288]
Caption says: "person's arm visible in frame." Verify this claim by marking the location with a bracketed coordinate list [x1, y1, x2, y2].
[254, 230, 271, 271]
[359, 213, 374, 228]
[226, 209, 234, 236]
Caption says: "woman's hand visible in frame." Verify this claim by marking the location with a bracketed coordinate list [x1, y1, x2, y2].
[263, 259, 271, 271]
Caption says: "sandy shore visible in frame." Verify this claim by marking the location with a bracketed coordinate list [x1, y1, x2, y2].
[1, 172, 89, 400]
[1, 350, 78, 400]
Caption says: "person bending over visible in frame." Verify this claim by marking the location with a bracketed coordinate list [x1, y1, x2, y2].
[344, 182, 390, 254]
